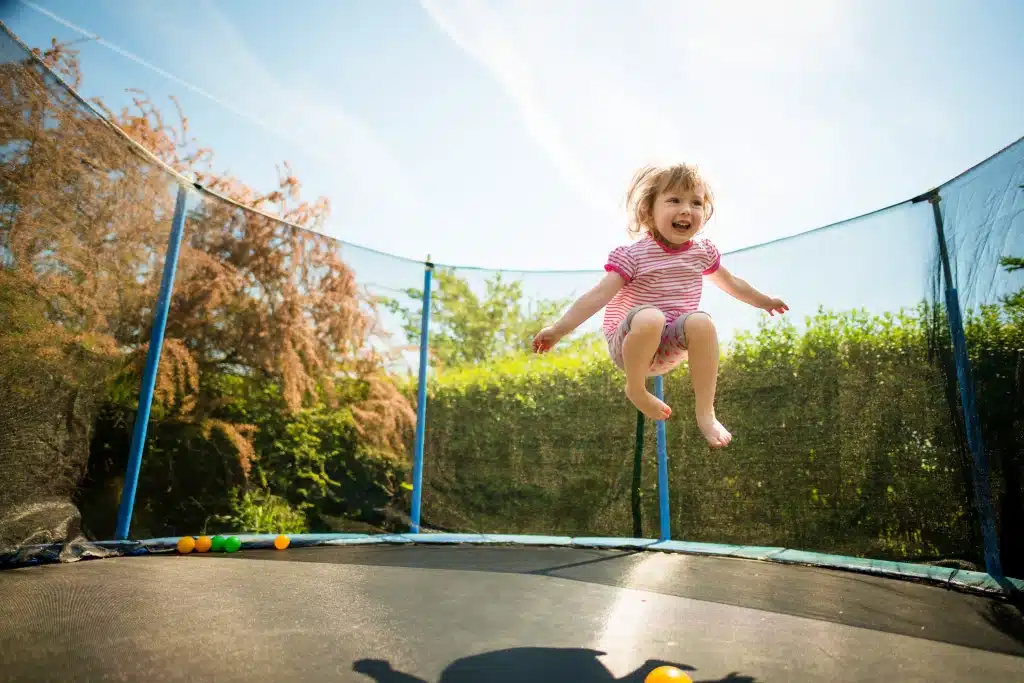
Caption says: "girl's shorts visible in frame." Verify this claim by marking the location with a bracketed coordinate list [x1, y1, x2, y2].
[607, 305, 706, 376]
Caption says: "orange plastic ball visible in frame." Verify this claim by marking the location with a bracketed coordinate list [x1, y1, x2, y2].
[194, 536, 213, 553]
[645, 667, 691, 683]
[176, 536, 196, 554]
[274, 534, 290, 550]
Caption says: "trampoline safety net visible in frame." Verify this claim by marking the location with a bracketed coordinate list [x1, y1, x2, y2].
[1, 22, 1022, 578]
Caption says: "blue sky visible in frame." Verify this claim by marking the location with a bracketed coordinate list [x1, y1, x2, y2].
[5, 0, 1023, 274]
[3, 0, 1023, 362]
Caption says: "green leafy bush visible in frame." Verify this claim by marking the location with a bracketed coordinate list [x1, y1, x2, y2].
[418, 301, 1022, 566]
[214, 489, 309, 535]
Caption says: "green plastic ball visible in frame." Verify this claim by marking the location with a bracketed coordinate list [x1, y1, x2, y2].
[210, 535, 226, 552]
[224, 536, 241, 553]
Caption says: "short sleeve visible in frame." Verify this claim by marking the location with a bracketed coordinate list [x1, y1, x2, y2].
[699, 238, 721, 275]
[604, 245, 636, 283]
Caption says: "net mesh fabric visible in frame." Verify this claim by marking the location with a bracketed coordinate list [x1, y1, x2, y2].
[934, 140, 1024, 572]
[411, 266, 639, 536]
[78, 191, 426, 540]
[0, 30, 176, 552]
[1, 21, 1021, 577]
[418, 203, 983, 562]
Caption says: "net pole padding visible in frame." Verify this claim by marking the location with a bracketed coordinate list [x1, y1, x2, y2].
[654, 376, 671, 541]
[915, 189, 1003, 579]
[115, 184, 190, 540]
[632, 410, 645, 537]
[409, 259, 434, 533]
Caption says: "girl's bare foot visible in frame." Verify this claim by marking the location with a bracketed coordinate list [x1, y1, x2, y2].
[696, 412, 732, 448]
[626, 384, 672, 421]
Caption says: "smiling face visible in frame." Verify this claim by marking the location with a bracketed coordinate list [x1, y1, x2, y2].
[650, 183, 708, 246]
[626, 163, 715, 246]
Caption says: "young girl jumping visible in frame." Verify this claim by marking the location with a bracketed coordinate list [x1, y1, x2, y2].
[532, 163, 787, 448]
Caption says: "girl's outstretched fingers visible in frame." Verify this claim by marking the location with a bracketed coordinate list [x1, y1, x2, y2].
[532, 327, 560, 353]
[766, 298, 788, 316]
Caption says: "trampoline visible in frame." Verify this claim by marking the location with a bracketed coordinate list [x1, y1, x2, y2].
[3, 16, 1024, 683]
[2, 535, 1023, 682]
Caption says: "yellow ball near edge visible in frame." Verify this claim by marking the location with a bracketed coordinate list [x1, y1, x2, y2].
[645, 666, 692, 683]
[176, 536, 195, 554]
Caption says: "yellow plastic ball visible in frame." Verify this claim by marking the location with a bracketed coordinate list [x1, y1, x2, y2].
[194, 536, 213, 553]
[645, 666, 691, 683]
[176, 536, 196, 554]
[274, 534, 290, 550]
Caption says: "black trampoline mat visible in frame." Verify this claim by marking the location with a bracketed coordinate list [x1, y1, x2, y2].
[1, 545, 1021, 682]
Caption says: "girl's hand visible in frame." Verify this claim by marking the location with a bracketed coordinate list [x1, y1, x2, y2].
[762, 298, 789, 316]
[532, 326, 563, 353]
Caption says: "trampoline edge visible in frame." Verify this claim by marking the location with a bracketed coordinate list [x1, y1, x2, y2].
[2, 532, 1021, 600]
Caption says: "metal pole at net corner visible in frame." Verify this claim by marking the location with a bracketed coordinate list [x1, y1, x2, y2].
[409, 258, 434, 534]
[919, 190, 1002, 579]
[631, 409, 645, 538]
[654, 375, 671, 542]
[115, 184, 190, 540]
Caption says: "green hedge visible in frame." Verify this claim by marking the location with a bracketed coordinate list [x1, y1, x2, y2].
[419, 305, 1023, 566]
[79, 376, 410, 540]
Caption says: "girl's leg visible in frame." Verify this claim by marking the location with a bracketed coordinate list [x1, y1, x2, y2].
[621, 308, 672, 420]
[684, 312, 732, 448]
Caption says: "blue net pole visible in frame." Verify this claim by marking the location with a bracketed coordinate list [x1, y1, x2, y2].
[409, 261, 434, 533]
[927, 192, 1003, 579]
[654, 375, 671, 541]
[115, 184, 190, 540]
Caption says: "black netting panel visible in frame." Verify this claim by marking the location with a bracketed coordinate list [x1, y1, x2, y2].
[2, 15, 1021, 580]
[0, 27, 175, 551]
[934, 138, 1024, 576]
[416, 199, 991, 567]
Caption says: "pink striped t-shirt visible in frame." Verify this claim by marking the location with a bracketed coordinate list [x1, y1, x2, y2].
[602, 235, 721, 338]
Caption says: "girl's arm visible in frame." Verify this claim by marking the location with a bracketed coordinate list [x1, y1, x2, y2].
[706, 266, 788, 315]
[533, 271, 626, 351]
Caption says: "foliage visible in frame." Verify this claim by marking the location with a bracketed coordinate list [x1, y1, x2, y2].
[966, 254, 1024, 573]
[418, 297, 1023, 568]
[2, 27, 1021, 579]
[0, 270, 122, 548]
[214, 376, 410, 530]
[381, 269, 577, 369]
[214, 489, 309, 535]
[0, 34, 412, 544]
[998, 257, 1024, 312]
[1000, 256, 1024, 273]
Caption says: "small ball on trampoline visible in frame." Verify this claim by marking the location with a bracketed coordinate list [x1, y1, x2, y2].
[176, 536, 195, 554]
[646, 666, 691, 683]
[194, 536, 212, 553]
[224, 536, 241, 553]
[210, 535, 226, 552]
[274, 534, 290, 550]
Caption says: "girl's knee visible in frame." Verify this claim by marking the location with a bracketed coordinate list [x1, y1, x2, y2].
[684, 312, 716, 335]
[630, 308, 666, 331]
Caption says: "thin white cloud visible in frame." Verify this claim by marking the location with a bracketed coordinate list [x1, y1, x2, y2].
[418, 0, 879, 251]
[667, 0, 864, 73]
[25, 0, 985, 271]
[418, 0, 719, 241]
[419, 0, 612, 218]
[161, 0, 419, 199]
[20, 0, 255, 120]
